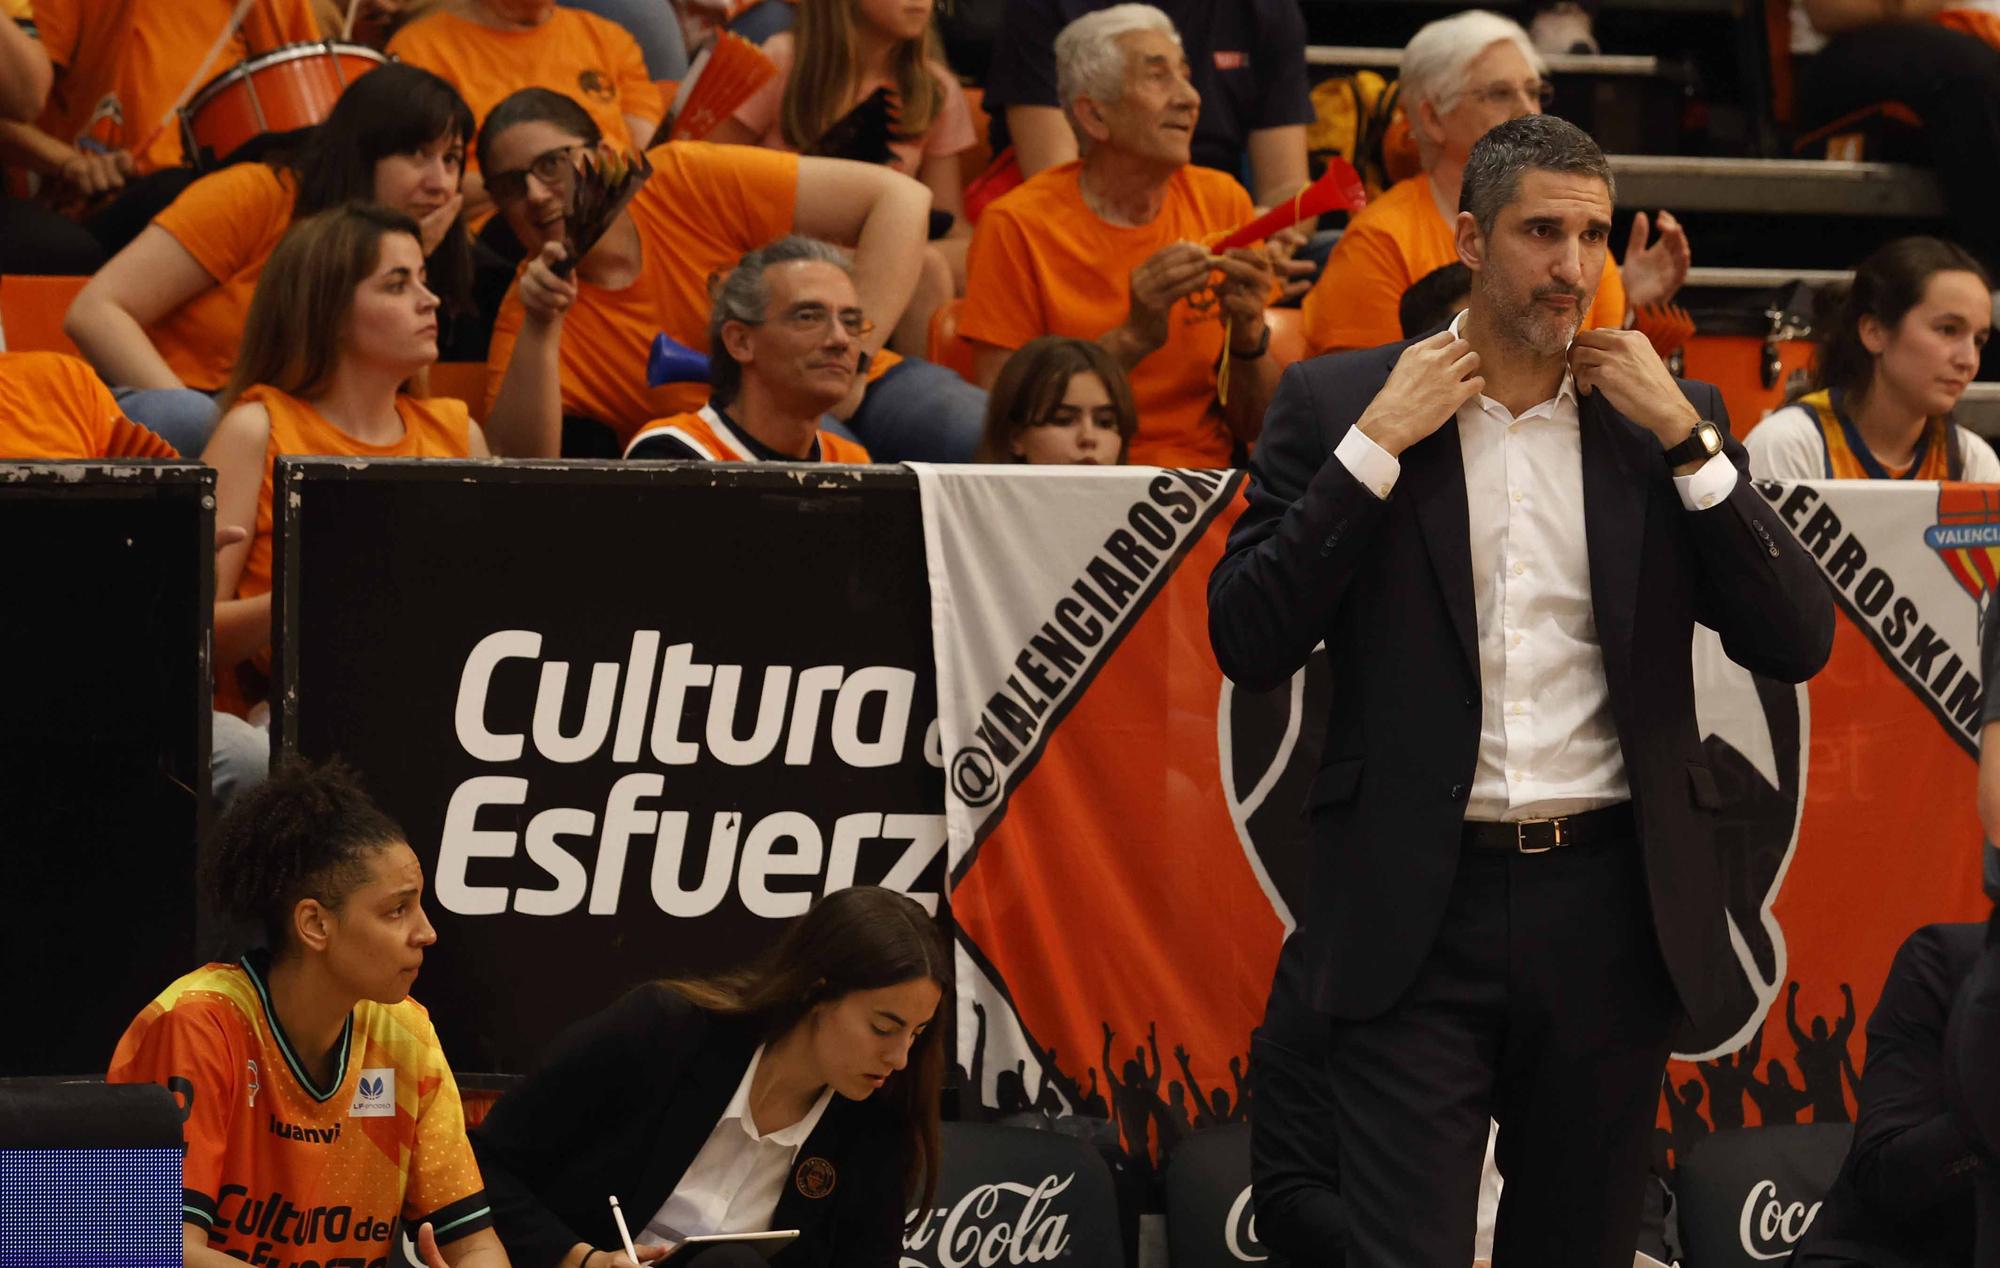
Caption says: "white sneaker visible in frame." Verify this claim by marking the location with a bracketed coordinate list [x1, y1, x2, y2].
[1531, 2, 1600, 54]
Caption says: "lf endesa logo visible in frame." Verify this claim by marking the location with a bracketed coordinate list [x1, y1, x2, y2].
[901, 1174, 1074, 1268]
[1739, 1179, 1822, 1261]
[437, 632, 946, 919]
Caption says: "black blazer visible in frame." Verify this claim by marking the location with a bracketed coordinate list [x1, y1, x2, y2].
[470, 984, 908, 1268]
[1791, 922, 1985, 1268]
[1207, 340, 1834, 1032]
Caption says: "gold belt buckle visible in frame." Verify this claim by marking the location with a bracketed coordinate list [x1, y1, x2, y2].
[1515, 816, 1564, 854]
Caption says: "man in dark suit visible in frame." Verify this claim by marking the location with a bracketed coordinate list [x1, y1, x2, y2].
[1208, 113, 1833, 1267]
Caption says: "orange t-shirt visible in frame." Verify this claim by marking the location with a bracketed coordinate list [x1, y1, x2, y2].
[108, 953, 492, 1257]
[0, 351, 179, 458]
[34, 0, 322, 174]
[484, 141, 799, 445]
[1299, 173, 1628, 355]
[150, 162, 299, 392]
[961, 160, 1251, 468]
[729, 32, 975, 177]
[625, 404, 872, 462]
[387, 8, 662, 174]
[219, 384, 470, 711]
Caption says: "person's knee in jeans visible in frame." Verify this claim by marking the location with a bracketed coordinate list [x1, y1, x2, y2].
[847, 357, 986, 462]
[210, 711, 270, 815]
[728, 0, 796, 43]
[113, 387, 221, 458]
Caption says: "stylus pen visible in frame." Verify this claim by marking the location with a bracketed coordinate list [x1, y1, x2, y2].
[608, 1195, 641, 1264]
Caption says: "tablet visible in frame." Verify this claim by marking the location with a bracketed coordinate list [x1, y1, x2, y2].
[659, 1229, 800, 1261]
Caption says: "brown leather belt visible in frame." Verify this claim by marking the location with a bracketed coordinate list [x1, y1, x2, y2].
[1462, 803, 1634, 854]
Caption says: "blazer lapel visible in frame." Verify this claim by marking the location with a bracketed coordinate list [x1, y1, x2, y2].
[1579, 393, 1650, 685]
[1405, 420, 1479, 680]
[632, 1023, 758, 1223]
[768, 1100, 854, 1238]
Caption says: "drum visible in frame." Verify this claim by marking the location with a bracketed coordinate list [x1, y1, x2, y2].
[1671, 280, 1821, 436]
[179, 42, 386, 168]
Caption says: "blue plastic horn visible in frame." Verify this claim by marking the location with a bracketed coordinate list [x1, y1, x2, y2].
[648, 332, 711, 387]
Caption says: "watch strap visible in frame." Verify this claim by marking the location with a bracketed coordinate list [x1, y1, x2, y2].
[1663, 420, 1720, 468]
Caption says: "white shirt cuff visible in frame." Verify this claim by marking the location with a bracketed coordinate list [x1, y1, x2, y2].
[1336, 426, 1400, 500]
[1673, 450, 1737, 512]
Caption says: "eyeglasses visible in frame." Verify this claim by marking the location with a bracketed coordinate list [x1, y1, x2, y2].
[487, 144, 582, 204]
[1463, 78, 1556, 111]
[743, 302, 876, 340]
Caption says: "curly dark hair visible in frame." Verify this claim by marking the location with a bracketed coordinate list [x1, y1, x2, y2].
[203, 756, 406, 953]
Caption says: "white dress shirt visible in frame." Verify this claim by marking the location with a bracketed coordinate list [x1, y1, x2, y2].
[1334, 313, 1737, 821]
[640, 1044, 833, 1244]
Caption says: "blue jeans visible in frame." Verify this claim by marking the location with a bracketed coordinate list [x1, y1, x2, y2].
[113, 386, 220, 458]
[847, 356, 986, 462]
[559, 0, 689, 81]
[211, 710, 270, 814]
[727, 0, 796, 43]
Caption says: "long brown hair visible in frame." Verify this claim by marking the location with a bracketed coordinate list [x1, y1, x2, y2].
[976, 336, 1138, 462]
[1805, 235, 1992, 405]
[779, 0, 943, 152]
[220, 203, 424, 413]
[664, 886, 950, 1218]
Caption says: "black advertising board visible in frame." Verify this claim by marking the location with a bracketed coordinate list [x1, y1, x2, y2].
[272, 460, 945, 1074]
[0, 462, 212, 1075]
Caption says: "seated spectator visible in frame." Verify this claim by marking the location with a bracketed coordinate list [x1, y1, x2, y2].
[479, 88, 984, 460]
[0, 349, 175, 459]
[1297, 10, 1689, 355]
[974, 335, 1136, 463]
[1798, 0, 2000, 278]
[0, 0, 323, 256]
[982, 0, 1312, 211]
[108, 757, 507, 1268]
[470, 886, 947, 1267]
[203, 204, 561, 723]
[0, 0, 102, 274]
[1788, 921, 1987, 1267]
[1399, 261, 1474, 339]
[961, 4, 1280, 468]
[64, 64, 477, 458]
[710, 0, 976, 356]
[387, 0, 664, 222]
[1748, 237, 2000, 481]
[625, 235, 874, 462]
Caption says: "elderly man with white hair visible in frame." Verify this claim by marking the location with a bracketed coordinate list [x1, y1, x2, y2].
[960, 3, 1282, 468]
[1300, 9, 1690, 354]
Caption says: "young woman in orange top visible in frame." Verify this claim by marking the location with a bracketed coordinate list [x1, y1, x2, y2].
[64, 65, 478, 458]
[202, 202, 569, 718]
[710, 0, 975, 356]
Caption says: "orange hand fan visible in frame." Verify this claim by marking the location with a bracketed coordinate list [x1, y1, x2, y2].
[669, 32, 779, 141]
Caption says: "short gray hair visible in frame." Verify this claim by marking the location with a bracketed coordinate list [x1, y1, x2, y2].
[708, 235, 853, 405]
[1400, 9, 1545, 118]
[1459, 114, 1615, 236]
[1054, 4, 1180, 145]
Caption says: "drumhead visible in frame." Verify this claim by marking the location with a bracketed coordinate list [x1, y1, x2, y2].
[182, 41, 388, 116]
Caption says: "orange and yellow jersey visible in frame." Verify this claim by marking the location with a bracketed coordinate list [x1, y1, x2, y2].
[107, 952, 492, 1262]
[624, 404, 872, 463]
[1797, 387, 1957, 480]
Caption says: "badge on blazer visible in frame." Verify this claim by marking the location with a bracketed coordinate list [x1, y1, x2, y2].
[794, 1156, 836, 1200]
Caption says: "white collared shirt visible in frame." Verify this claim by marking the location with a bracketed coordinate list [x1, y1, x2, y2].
[640, 1044, 834, 1243]
[1334, 313, 1737, 820]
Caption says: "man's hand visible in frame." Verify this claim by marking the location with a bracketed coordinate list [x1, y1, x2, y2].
[1569, 327, 1701, 446]
[518, 241, 579, 326]
[59, 147, 133, 199]
[1354, 331, 1483, 458]
[1265, 224, 1317, 303]
[1117, 241, 1215, 359]
[1212, 247, 1277, 355]
[416, 192, 466, 257]
[1620, 209, 1691, 311]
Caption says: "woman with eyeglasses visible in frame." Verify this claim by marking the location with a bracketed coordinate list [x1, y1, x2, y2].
[625, 236, 875, 463]
[1295, 8, 1692, 355]
[473, 87, 988, 463]
[62, 64, 481, 458]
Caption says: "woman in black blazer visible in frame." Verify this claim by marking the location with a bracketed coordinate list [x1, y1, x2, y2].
[471, 886, 949, 1268]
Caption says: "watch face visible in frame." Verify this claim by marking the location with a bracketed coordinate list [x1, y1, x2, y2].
[1700, 422, 1723, 455]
